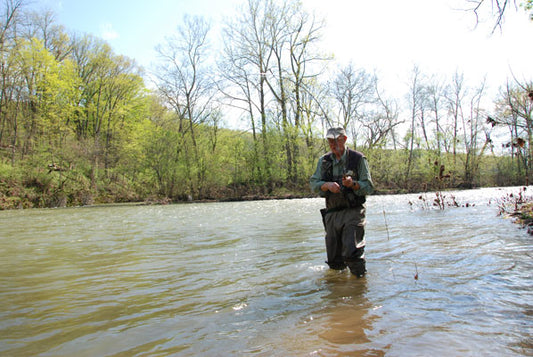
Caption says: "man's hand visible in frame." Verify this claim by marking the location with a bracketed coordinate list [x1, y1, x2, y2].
[322, 182, 341, 193]
[342, 176, 360, 190]
[342, 175, 354, 188]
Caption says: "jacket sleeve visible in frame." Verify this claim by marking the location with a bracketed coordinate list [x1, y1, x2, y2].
[355, 156, 374, 196]
[309, 157, 327, 196]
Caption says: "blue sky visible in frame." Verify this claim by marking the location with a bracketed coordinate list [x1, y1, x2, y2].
[30, 0, 532, 97]
[35, 0, 241, 67]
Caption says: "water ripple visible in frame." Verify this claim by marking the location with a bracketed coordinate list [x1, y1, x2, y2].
[0, 187, 531, 356]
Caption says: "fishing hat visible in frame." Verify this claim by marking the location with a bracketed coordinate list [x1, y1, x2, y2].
[326, 127, 346, 139]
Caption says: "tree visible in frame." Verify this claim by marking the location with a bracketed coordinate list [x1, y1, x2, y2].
[494, 81, 533, 183]
[68, 34, 144, 187]
[405, 65, 425, 186]
[263, 0, 328, 183]
[154, 14, 218, 196]
[263, 0, 293, 182]
[218, 32, 265, 183]
[330, 63, 376, 148]
[459, 79, 490, 187]
[445, 71, 466, 166]
[465, 0, 532, 31]
[285, 1, 328, 183]
[0, 0, 24, 163]
[22, 9, 72, 61]
[425, 75, 446, 155]
[0, 0, 23, 46]
[69, 34, 107, 139]
[220, 0, 276, 188]
[363, 83, 401, 149]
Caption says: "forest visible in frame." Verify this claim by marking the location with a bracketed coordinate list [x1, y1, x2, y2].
[0, 0, 532, 209]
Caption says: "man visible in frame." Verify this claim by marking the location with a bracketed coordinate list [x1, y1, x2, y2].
[310, 127, 374, 277]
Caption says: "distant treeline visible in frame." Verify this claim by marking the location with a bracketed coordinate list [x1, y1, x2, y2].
[0, 0, 532, 209]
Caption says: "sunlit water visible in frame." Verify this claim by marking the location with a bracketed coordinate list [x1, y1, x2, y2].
[0, 187, 531, 356]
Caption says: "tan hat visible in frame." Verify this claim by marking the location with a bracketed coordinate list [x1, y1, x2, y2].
[326, 127, 346, 139]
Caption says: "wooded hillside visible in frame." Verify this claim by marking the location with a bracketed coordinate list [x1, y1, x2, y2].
[0, 0, 532, 209]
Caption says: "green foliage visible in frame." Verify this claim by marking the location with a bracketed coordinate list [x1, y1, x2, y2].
[0, 3, 530, 209]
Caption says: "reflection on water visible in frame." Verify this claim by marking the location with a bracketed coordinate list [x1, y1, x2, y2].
[303, 274, 381, 357]
[0, 187, 532, 356]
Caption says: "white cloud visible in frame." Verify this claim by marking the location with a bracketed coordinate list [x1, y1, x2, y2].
[100, 23, 119, 41]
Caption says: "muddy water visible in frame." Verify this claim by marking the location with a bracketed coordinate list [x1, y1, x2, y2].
[0, 187, 531, 356]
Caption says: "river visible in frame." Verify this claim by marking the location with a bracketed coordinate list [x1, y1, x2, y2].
[0, 186, 531, 356]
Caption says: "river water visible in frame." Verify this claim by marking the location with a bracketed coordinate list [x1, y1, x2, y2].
[0, 187, 531, 356]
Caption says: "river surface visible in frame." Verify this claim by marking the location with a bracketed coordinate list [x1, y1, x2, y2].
[0, 187, 531, 356]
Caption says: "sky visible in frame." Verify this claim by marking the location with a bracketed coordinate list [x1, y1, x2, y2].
[31, 0, 532, 99]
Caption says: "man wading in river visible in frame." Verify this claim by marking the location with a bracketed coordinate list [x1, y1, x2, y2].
[310, 127, 374, 277]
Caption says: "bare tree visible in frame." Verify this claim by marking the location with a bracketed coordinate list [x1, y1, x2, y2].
[220, 0, 275, 185]
[463, 0, 532, 31]
[405, 65, 425, 184]
[495, 81, 533, 182]
[22, 9, 73, 61]
[287, 4, 327, 129]
[286, 3, 330, 182]
[155, 15, 214, 148]
[0, 0, 24, 161]
[0, 0, 23, 46]
[263, 0, 294, 180]
[445, 71, 466, 165]
[263, 0, 328, 182]
[330, 63, 376, 148]
[460, 79, 490, 186]
[362, 83, 401, 149]
[298, 78, 328, 146]
[154, 15, 217, 196]
[425, 75, 446, 155]
[220, 0, 329, 185]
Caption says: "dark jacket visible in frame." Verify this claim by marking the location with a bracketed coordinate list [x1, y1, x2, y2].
[320, 149, 366, 210]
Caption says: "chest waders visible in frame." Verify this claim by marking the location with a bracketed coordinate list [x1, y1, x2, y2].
[320, 149, 367, 277]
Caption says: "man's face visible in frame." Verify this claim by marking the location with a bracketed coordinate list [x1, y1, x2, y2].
[328, 135, 346, 158]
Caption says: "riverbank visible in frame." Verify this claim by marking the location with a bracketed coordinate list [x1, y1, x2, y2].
[508, 202, 533, 234]
[1, 180, 528, 210]
[494, 186, 533, 234]
[0, 175, 405, 210]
